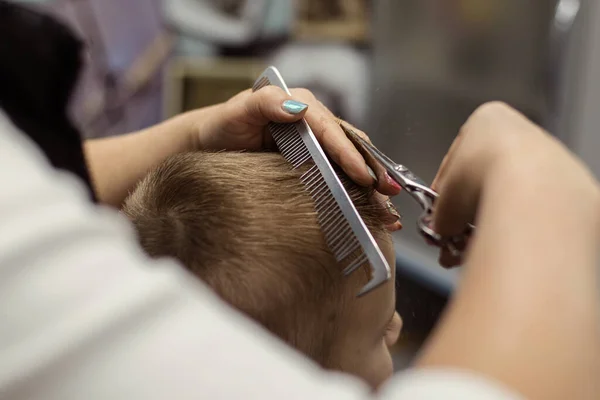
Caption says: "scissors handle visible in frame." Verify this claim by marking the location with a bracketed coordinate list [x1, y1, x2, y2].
[390, 166, 474, 257]
[419, 210, 474, 257]
[338, 121, 474, 257]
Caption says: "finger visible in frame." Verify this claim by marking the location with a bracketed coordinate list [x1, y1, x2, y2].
[432, 101, 520, 191]
[298, 101, 375, 188]
[339, 120, 401, 196]
[381, 172, 403, 196]
[432, 157, 480, 238]
[296, 96, 399, 195]
[239, 86, 309, 126]
[438, 248, 462, 268]
[288, 88, 392, 190]
[431, 128, 466, 192]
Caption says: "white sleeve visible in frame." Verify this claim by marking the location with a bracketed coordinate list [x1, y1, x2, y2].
[380, 370, 524, 399]
[0, 112, 524, 400]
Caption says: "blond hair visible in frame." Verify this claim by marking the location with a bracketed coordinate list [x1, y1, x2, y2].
[123, 151, 386, 366]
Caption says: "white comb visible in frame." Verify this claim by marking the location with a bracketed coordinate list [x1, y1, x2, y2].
[253, 66, 391, 296]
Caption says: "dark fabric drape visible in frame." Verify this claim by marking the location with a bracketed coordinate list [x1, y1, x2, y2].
[0, 1, 96, 201]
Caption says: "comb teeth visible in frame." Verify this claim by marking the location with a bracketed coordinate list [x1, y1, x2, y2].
[253, 76, 270, 91]
[253, 66, 392, 297]
[343, 253, 369, 276]
[300, 165, 362, 263]
[269, 123, 312, 169]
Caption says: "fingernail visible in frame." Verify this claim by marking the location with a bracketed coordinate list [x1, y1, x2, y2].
[386, 172, 402, 192]
[282, 100, 308, 114]
[367, 166, 378, 183]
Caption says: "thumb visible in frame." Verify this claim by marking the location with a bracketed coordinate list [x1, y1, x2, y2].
[243, 86, 309, 125]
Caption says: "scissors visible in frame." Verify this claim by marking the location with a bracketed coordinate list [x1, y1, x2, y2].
[339, 123, 474, 258]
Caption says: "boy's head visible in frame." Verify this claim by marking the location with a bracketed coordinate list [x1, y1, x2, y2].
[123, 151, 401, 388]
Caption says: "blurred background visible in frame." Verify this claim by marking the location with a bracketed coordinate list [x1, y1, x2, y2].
[17, 0, 596, 370]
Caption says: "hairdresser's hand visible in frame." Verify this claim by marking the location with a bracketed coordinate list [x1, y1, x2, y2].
[188, 87, 401, 196]
[431, 101, 600, 267]
[421, 101, 600, 400]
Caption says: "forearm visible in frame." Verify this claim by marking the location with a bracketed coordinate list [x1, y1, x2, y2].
[85, 107, 217, 207]
[418, 155, 600, 399]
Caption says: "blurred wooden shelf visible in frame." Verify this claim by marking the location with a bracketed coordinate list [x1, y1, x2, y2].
[294, 20, 370, 43]
[293, 0, 370, 43]
[164, 57, 267, 118]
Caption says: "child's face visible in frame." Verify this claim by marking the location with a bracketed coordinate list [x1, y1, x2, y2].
[331, 233, 402, 389]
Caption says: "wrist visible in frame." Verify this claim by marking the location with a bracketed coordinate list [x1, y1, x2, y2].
[485, 140, 600, 260]
[165, 110, 202, 152]
[174, 104, 224, 152]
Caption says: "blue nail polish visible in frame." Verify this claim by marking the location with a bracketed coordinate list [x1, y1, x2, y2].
[282, 100, 308, 114]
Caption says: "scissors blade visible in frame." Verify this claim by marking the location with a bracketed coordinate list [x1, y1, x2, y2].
[339, 123, 425, 193]
[338, 121, 475, 261]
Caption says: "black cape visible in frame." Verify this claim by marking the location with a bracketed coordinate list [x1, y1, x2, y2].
[0, 1, 96, 201]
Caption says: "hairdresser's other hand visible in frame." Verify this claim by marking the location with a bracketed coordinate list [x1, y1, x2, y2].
[421, 101, 600, 400]
[188, 87, 401, 196]
[430, 101, 600, 267]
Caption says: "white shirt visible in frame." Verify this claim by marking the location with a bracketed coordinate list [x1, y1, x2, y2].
[0, 112, 523, 399]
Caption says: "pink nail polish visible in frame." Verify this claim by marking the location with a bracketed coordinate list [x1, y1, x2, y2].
[386, 173, 402, 192]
